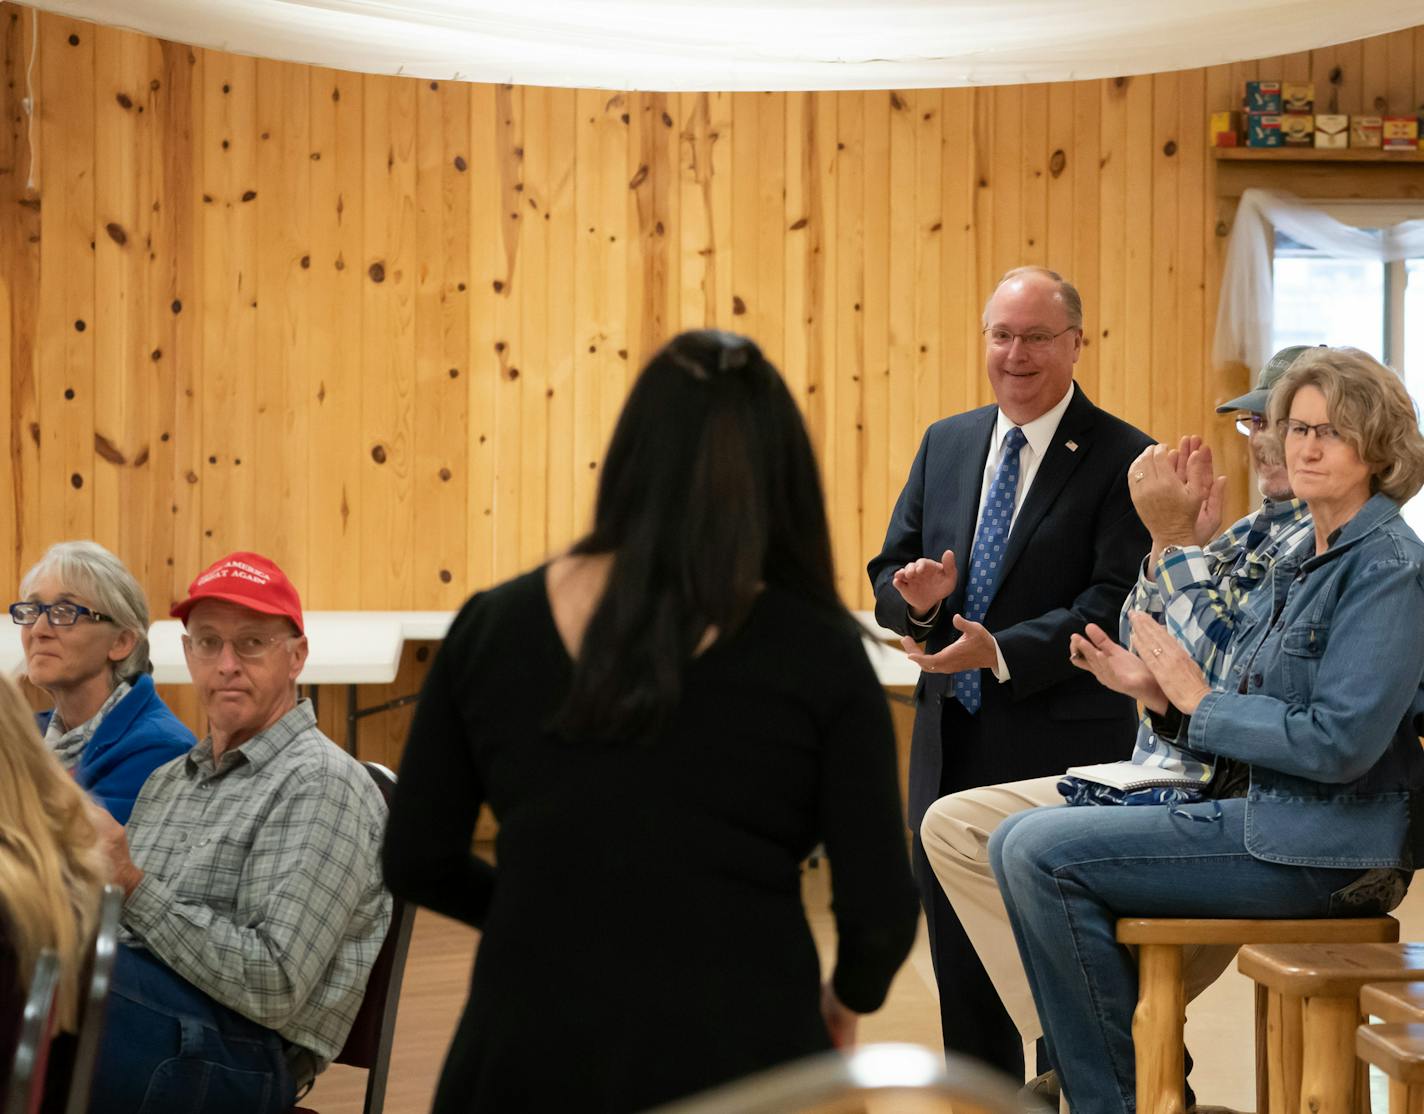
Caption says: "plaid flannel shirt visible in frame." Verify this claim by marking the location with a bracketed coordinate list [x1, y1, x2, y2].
[120, 699, 392, 1064]
[1119, 497, 1315, 778]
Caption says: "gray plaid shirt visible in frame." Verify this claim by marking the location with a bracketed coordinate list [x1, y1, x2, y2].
[121, 699, 392, 1064]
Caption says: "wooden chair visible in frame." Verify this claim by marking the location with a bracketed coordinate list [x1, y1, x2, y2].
[1238, 941, 1424, 1114]
[1116, 916, 1399, 1114]
[291, 761, 417, 1114]
[3, 949, 60, 1114]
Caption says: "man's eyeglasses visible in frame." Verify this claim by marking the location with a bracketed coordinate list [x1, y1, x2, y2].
[183, 633, 296, 662]
[982, 325, 1077, 351]
[1234, 413, 1268, 437]
[9, 601, 112, 627]
[1276, 419, 1344, 444]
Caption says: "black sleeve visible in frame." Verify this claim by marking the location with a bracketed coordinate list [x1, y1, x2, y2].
[867, 426, 935, 638]
[818, 638, 920, 1012]
[383, 598, 497, 927]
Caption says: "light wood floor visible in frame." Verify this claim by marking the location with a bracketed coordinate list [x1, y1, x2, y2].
[302, 854, 1424, 1114]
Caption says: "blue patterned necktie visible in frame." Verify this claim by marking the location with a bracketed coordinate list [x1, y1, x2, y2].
[953, 426, 1027, 714]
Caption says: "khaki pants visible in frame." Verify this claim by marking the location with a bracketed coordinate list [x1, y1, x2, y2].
[919, 775, 1237, 1044]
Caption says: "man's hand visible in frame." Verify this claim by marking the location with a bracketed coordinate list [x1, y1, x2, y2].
[1128, 611, 1212, 716]
[900, 614, 998, 674]
[1068, 622, 1169, 714]
[891, 549, 957, 618]
[88, 802, 144, 898]
[1129, 440, 1227, 556]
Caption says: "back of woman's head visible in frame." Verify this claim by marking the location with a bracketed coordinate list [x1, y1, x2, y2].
[0, 673, 105, 1030]
[19, 540, 153, 682]
[558, 329, 845, 741]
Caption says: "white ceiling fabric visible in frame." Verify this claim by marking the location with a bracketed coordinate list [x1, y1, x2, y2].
[23, 1, 1424, 91]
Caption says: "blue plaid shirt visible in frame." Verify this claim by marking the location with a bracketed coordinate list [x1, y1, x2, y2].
[1118, 497, 1315, 779]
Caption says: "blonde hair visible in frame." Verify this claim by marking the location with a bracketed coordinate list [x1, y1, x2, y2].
[1268, 347, 1424, 504]
[0, 673, 106, 1031]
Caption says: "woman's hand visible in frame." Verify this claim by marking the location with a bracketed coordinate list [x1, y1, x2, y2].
[1128, 611, 1213, 716]
[1069, 623, 1170, 714]
[821, 982, 860, 1051]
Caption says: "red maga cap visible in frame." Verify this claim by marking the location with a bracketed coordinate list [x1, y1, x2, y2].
[170, 551, 304, 634]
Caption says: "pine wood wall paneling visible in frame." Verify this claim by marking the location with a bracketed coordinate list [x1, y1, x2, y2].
[3, 11, 40, 595]
[571, 87, 619, 533]
[781, 91, 810, 404]
[885, 90, 916, 498]
[860, 90, 891, 573]
[1096, 77, 1128, 427]
[359, 73, 417, 612]
[1150, 72, 1181, 441]
[91, 26, 142, 565]
[544, 88, 579, 553]
[1070, 81, 1102, 403]
[37, 17, 95, 545]
[1021, 84, 1049, 271]
[8, 5, 1424, 649]
[939, 88, 976, 423]
[516, 84, 551, 571]
[830, 89, 864, 606]
[465, 81, 500, 593]
[490, 83, 524, 586]
[412, 78, 470, 610]
[305, 67, 364, 620]
[254, 58, 311, 592]
[1121, 75, 1154, 436]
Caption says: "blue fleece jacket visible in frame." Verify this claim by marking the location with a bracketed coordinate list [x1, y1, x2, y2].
[36, 674, 195, 824]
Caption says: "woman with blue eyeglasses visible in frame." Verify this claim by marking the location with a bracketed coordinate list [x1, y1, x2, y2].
[990, 347, 1424, 1114]
[12, 542, 193, 824]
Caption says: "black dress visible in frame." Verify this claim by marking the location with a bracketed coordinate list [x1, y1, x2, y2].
[384, 568, 919, 1114]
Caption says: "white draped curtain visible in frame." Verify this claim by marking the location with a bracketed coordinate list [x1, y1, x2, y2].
[21, 0, 1424, 90]
[1213, 189, 1424, 373]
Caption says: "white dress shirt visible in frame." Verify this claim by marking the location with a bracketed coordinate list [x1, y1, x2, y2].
[915, 382, 1076, 682]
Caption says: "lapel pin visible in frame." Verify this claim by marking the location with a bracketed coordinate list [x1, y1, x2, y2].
[1066, 440, 1079, 452]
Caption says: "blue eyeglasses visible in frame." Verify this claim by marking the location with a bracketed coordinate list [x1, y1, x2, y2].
[9, 601, 113, 627]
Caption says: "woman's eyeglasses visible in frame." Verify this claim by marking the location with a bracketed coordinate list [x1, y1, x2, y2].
[9, 601, 112, 626]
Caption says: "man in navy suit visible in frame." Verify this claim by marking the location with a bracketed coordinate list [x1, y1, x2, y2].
[868, 266, 1152, 1076]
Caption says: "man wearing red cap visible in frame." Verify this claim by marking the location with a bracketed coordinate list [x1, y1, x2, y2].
[86, 552, 392, 1113]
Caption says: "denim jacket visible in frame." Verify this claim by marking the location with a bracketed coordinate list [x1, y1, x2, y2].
[1187, 493, 1424, 870]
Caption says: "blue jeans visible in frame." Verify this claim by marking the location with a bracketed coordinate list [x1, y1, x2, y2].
[988, 799, 1394, 1114]
[91, 945, 295, 1114]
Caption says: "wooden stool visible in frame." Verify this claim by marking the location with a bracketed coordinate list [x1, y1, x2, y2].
[1239, 941, 1424, 1114]
[1117, 917, 1399, 1114]
[1363, 983, 1424, 1025]
[1356, 1022, 1424, 1114]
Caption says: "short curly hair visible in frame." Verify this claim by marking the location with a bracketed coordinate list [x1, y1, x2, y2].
[1267, 347, 1424, 504]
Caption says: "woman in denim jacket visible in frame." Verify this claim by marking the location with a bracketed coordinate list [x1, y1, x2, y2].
[990, 347, 1424, 1114]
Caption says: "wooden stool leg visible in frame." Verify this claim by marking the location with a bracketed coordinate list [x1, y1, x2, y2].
[1135, 943, 1186, 1114]
[1267, 992, 1304, 1114]
[1258, 983, 1272, 1114]
[1300, 995, 1360, 1114]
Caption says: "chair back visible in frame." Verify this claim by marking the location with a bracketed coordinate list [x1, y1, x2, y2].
[644, 1042, 1039, 1114]
[4, 949, 60, 1114]
[333, 762, 416, 1114]
[59, 885, 123, 1114]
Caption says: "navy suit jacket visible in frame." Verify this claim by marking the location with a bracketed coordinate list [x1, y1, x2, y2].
[868, 385, 1153, 828]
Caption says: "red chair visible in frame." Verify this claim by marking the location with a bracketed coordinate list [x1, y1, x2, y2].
[292, 761, 416, 1114]
[4, 949, 60, 1114]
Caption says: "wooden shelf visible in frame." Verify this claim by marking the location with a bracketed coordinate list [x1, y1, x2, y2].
[1212, 147, 1424, 162]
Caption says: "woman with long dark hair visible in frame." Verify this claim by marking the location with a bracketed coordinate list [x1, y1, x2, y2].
[384, 329, 918, 1113]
